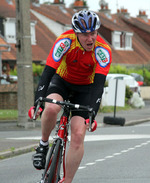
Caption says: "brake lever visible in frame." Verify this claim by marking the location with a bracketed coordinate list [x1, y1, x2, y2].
[88, 114, 92, 132]
[33, 97, 43, 120]
[88, 109, 95, 132]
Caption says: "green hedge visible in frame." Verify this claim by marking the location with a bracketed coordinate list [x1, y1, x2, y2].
[10, 64, 150, 86]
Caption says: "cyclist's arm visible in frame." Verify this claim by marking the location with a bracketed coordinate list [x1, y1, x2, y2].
[34, 65, 56, 107]
[90, 73, 106, 117]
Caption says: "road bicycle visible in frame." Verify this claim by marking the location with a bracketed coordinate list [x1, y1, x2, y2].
[33, 97, 95, 183]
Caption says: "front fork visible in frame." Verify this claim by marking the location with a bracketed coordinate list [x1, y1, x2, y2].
[57, 112, 70, 182]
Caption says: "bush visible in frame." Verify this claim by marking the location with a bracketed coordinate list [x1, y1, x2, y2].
[32, 63, 44, 76]
[125, 86, 133, 103]
[109, 65, 128, 74]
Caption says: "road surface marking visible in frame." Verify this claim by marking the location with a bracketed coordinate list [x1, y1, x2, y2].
[79, 140, 150, 170]
[7, 134, 150, 141]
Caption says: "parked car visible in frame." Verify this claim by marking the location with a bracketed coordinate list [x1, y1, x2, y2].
[106, 73, 140, 93]
[0, 74, 18, 84]
[130, 73, 144, 86]
[0, 78, 10, 84]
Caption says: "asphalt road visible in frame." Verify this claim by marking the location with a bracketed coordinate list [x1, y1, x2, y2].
[0, 122, 150, 183]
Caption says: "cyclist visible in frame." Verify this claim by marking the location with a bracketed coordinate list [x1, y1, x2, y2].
[29, 10, 111, 183]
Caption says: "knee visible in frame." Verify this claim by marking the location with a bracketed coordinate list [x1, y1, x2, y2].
[44, 103, 60, 117]
[71, 131, 84, 150]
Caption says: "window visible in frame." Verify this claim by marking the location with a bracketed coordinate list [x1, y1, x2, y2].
[30, 21, 37, 45]
[112, 31, 133, 50]
[4, 18, 16, 43]
[125, 32, 133, 50]
[4, 18, 37, 45]
[112, 31, 121, 49]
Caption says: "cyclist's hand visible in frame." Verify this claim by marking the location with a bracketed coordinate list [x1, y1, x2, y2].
[85, 119, 97, 132]
[28, 106, 43, 119]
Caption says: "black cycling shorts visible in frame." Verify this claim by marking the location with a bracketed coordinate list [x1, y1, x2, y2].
[46, 74, 95, 119]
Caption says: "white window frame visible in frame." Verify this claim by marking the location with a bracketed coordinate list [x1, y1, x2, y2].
[3, 18, 37, 45]
[4, 18, 16, 44]
[30, 21, 37, 45]
[112, 31, 121, 50]
[112, 31, 133, 51]
[125, 32, 133, 50]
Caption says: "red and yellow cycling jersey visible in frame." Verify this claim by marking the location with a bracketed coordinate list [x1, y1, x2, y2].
[46, 29, 111, 85]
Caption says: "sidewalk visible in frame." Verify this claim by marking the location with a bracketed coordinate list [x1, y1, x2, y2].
[96, 103, 150, 126]
[0, 101, 150, 160]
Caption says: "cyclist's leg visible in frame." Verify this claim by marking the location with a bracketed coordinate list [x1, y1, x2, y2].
[33, 74, 69, 170]
[65, 116, 86, 183]
[64, 84, 92, 183]
[33, 93, 62, 170]
[41, 93, 63, 141]
[41, 74, 69, 142]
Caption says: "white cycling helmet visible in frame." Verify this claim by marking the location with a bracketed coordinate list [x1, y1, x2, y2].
[72, 10, 101, 33]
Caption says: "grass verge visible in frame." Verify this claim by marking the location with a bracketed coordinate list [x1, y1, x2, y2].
[99, 104, 132, 113]
[0, 110, 18, 120]
[0, 105, 132, 120]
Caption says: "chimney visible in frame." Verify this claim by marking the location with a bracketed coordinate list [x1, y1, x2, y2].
[99, 0, 111, 18]
[137, 10, 148, 22]
[53, 0, 65, 4]
[117, 7, 130, 19]
[73, 0, 88, 10]
[117, 9, 120, 13]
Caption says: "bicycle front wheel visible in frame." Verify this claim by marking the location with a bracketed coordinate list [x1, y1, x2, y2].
[43, 139, 63, 183]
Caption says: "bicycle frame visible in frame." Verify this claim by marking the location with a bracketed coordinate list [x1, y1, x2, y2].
[57, 107, 70, 182]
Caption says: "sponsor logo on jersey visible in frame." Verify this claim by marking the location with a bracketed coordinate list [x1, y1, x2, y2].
[95, 47, 110, 67]
[53, 38, 71, 62]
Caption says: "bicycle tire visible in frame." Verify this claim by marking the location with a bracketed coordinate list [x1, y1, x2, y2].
[42, 143, 55, 183]
[47, 139, 63, 183]
[41, 139, 63, 183]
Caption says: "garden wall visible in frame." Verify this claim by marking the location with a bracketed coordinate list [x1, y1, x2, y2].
[0, 85, 150, 110]
[140, 86, 150, 100]
[0, 84, 18, 109]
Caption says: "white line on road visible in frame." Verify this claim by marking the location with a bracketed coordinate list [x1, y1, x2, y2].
[79, 140, 150, 170]
[86, 162, 96, 166]
[6, 134, 150, 141]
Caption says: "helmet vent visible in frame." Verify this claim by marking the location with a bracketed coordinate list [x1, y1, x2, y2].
[75, 21, 84, 31]
[87, 12, 91, 16]
[79, 13, 84, 17]
[93, 18, 97, 30]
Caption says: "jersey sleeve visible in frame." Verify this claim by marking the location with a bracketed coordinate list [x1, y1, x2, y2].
[95, 46, 112, 75]
[94, 35, 112, 76]
[46, 36, 72, 69]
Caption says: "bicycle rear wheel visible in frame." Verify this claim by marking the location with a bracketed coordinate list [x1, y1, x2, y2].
[42, 139, 63, 183]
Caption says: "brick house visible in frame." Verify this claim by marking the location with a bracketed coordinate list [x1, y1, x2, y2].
[0, 0, 150, 109]
[0, 0, 150, 74]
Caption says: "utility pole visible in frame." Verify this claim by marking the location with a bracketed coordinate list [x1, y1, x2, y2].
[16, 0, 35, 128]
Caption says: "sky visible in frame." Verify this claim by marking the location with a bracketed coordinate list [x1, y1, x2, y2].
[40, 0, 150, 18]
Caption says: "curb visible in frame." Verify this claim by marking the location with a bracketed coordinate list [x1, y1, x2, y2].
[97, 118, 150, 127]
[125, 118, 150, 126]
[0, 143, 38, 160]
